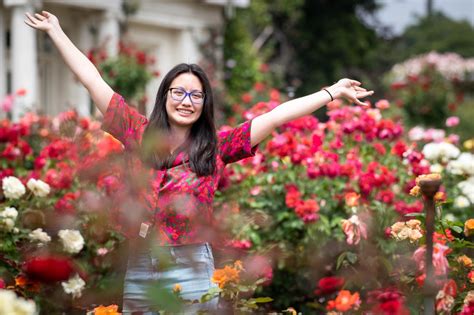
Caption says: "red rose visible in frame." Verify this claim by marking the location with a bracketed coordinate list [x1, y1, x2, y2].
[315, 276, 345, 295]
[23, 256, 75, 283]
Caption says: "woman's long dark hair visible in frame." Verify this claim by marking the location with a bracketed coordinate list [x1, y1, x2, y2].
[141, 63, 217, 176]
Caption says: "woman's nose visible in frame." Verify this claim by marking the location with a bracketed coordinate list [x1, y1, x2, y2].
[180, 93, 192, 106]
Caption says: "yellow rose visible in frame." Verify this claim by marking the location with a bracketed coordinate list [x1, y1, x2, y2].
[457, 255, 473, 268]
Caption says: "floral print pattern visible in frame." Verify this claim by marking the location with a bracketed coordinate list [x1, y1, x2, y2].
[102, 93, 257, 244]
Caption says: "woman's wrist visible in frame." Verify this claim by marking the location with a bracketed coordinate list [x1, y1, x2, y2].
[46, 25, 62, 38]
[326, 85, 341, 100]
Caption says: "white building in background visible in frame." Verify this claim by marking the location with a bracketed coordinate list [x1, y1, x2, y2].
[0, 0, 248, 120]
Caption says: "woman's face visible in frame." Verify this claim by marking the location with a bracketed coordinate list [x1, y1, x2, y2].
[165, 73, 204, 129]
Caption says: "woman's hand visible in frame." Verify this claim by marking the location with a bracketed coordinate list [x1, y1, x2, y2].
[24, 11, 60, 34]
[327, 78, 374, 106]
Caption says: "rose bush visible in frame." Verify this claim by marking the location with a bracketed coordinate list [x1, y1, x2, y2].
[384, 51, 474, 128]
[0, 76, 472, 313]
[213, 82, 473, 313]
[0, 111, 127, 313]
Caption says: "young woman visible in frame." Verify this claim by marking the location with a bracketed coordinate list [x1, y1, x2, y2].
[25, 11, 373, 314]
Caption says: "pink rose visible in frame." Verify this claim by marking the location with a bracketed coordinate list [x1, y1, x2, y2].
[445, 116, 460, 127]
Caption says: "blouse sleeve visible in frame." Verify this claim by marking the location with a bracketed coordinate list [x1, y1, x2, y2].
[101, 93, 148, 149]
[218, 120, 258, 164]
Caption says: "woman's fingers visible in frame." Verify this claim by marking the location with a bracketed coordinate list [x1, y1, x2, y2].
[354, 86, 367, 92]
[355, 99, 369, 107]
[354, 90, 374, 107]
[357, 90, 373, 98]
[350, 80, 361, 86]
[24, 19, 35, 28]
[25, 12, 40, 24]
[35, 13, 46, 21]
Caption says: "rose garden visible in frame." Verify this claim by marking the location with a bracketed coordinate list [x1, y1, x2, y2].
[1, 4, 474, 314]
[0, 47, 473, 314]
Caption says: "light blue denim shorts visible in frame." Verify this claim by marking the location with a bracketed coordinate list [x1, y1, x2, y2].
[122, 242, 219, 314]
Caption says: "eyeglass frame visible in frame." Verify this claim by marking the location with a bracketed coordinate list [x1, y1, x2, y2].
[167, 87, 205, 105]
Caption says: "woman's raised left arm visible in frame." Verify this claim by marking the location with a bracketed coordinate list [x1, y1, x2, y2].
[250, 79, 373, 147]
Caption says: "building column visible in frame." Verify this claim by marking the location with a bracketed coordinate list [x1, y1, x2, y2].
[73, 17, 93, 117]
[180, 27, 200, 64]
[99, 9, 120, 57]
[7, 0, 38, 121]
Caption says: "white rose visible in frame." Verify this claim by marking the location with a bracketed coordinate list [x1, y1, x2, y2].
[13, 297, 37, 315]
[1, 218, 15, 231]
[28, 228, 51, 244]
[447, 153, 474, 176]
[422, 142, 460, 162]
[430, 163, 443, 174]
[408, 127, 425, 141]
[58, 229, 84, 254]
[0, 207, 18, 232]
[61, 274, 86, 299]
[454, 196, 470, 208]
[1, 207, 18, 220]
[0, 289, 36, 315]
[26, 178, 51, 197]
[447, 160, 464, 175]
[458, 178, 474, 203]
[2, 176, 26, 199]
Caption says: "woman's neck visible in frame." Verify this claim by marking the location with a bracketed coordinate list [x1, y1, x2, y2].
[168, 125, 191, 154]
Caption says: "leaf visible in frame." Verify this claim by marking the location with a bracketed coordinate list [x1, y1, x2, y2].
[251, 297, 273, 303]
[346, 252, 358, 264]
[451, 226, 463, 234]
[404, 212, 425, 218]
[336, 252, 346, 270]
[237, 285, 250, 292]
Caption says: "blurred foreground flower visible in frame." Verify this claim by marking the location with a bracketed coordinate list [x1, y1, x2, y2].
[26, 178, 51, 197]
[326, 290, 361, 312]
[58, 229, 85, 254]
[23, 256, 75, 283]
[61, 274, 86, 299]
[212, 260, 243, 289]
[90, 304, 121, 315]
[314, 276, 344, 296]
[0, 289, 36, 315]
[341, 215, 367, 245]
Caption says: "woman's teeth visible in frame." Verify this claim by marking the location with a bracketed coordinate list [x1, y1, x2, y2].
[177, 109, 193, 114]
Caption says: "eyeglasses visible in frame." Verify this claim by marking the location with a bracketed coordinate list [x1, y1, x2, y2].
[168, 88, 205, 105]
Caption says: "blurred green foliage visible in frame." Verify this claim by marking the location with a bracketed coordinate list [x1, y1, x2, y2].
[223, 13, 263, 102]
[223, 0, 380, 99]
[395, 12, 474, 60]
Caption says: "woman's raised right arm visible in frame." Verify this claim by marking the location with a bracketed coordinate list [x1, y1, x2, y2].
[25, 11, 113, 115]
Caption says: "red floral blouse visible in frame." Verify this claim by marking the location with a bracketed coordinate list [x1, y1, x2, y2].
[102, 93, 256, 245]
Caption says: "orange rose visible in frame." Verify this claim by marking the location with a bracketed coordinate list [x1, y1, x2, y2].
[211, 261, 243, 288]
[327, 290, 361, 312]
[465, 219, 474, 237]
[173, 284, 182, 294]
[410, 185, 420, 197]
[344, 192, 360, 207]
[93, 304, 120, 315]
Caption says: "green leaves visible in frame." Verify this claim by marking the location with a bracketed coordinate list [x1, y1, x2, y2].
[336, 251, 358, 270]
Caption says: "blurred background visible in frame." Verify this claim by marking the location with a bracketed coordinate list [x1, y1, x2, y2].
[1, 0, 473, 134]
